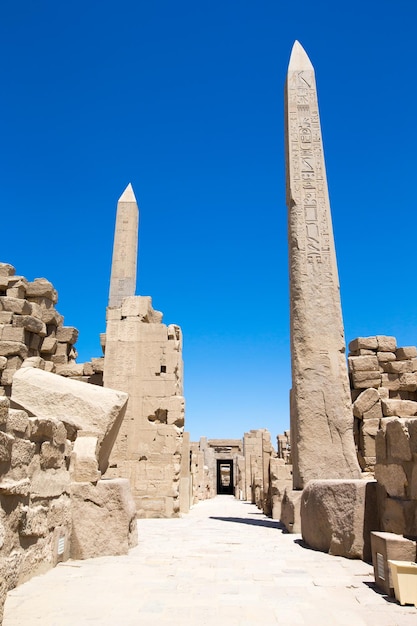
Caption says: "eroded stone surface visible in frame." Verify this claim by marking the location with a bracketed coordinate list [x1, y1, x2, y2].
[285, 42, 360, 488]
[11, 367, 128, 472]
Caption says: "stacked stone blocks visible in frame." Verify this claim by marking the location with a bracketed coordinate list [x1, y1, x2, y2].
[0, 263, 103, 395]
[348, 335, 417, 538]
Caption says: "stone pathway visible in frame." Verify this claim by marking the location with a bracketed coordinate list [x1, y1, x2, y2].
[4, 496, 417, 625]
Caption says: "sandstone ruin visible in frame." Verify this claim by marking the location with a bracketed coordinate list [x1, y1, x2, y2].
[102, 184, 186, 519]
[0, 38, 416, 621]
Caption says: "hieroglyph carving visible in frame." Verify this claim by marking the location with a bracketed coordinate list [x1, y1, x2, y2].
[285, 42, 361, 489]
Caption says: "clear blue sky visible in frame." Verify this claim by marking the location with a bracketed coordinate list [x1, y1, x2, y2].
[1, 1, 416, 442]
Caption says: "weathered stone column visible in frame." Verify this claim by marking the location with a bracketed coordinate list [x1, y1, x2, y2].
[285, 41, 360, 489]
[108, 183, 139, 309]
[103, 186, 185, 518]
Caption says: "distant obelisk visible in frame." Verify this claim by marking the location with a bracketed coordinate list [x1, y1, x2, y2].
[285, 41, 360, 489]
[108, 183, 139, 308]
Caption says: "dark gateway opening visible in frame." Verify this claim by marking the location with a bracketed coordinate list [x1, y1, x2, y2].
[216, 459, 234, 495]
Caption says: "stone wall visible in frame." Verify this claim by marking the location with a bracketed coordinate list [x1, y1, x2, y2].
[0, 395, 72, 621]
[103, 296, 185, 518]
[348, 336, 417, 473]
[243, 429, 275, 513]
[375, 417, 417, 537]
[0, 375, 136, 622]
[0, 262, 140, 620]
[0, 263, 103, 395]
[313, 334, 417, 545]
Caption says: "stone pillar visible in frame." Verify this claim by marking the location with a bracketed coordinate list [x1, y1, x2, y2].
[108, 184, 139, 309]
[285, 41, 360, 488]
[179, 431, 191, 514]
[103, 186, 185, 518]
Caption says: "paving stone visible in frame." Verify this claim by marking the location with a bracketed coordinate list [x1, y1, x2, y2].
[3, 497, 417, 625]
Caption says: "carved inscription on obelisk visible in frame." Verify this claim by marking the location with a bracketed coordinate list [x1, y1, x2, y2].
[108, 183, 139, 308]
[285, 41, 360, 489]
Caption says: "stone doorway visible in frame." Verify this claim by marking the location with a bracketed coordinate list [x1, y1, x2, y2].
[216, 459, 234, 495]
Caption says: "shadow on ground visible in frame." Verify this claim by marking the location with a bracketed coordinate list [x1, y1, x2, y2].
[209, 516, 285, 530]
[363, 581, 409, 606]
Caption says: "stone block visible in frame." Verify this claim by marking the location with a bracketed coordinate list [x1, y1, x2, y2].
[381, 418, 412, 462]
[381, 399, 417, 417]
[41, 309, 63, 326]
[349, 337, 378, 352]
[361, 418, 380, 457]
[55, 342, 69, 356]
[384, 360, 416, 374]
[0, 264, 15, 277]
[51, 354, 67, 365]
[13, 315, 46, 336]
[70, 436, 101, 483]
[1, 369, 16, 387]
[399, 372, 417, 392]
[353, 388, 380, 418]
[280, 488, 301, 533]
[351, 370, 381, 389]
[363, 402, 382, 421]
[12, 367, 128, 473]
[29, 417, 67, 446]
[371, 532, 417, 596]
[56, 326, 78, 344]
[0, 312, 13, 324]
[377, 336, 397, 352]
[25, 278, 56, 300]
[0, 297, 31, 315]
[106, 308, 122, 321]
[6, 355, 23, 369]
[19, 505, 48, 537]
[301, 479, 378, 561]
[6, 409, 30, 436]
[40, 441, 65, 469]
[91, 357, 104, 373]
[381, 497, 417, 536]
[0, 357, 6, 372]
[375, 464, 407, 498]
[70, 478, 137, 559]
[0, 342, 28, 359]
[7, 285, 25, 299]
[30, 468, 70, 498]
[349, 355, 379, 372]
[377, 351, 396, 363]
[28, 301, 42, 319]
[381, 373, 400, 391]
[55, 363, 84, 377]
[40, 336, 57, 354]
[21, 356, 46, 369]
[10, 438, 35, 468]
[1, 326, 26, 343]
[82, 362, 94, 376]
[396, 346, 417, 360]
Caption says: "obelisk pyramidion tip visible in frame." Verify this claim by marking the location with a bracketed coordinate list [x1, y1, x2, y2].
[288, 40, 314, 72]
[118, 183, 137, 203]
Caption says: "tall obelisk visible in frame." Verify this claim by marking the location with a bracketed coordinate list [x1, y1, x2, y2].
[285, 41, 360, 489]
[108, 183, 139, 308]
